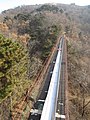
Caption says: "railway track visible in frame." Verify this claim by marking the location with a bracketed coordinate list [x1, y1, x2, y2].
[28, 37, 68, 120]
[28, 38, 59, 120]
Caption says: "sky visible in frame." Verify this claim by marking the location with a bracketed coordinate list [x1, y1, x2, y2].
[0, 0, 90, 12]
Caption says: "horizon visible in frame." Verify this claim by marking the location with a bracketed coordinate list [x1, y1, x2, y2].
[0, 0, 90, 13]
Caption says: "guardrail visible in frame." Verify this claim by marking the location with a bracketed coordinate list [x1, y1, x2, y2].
[40, 37, 64, 120]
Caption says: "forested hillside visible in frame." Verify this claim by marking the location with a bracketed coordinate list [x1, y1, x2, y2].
[0, 34, 27, 96]
[0, 3, 90, 120]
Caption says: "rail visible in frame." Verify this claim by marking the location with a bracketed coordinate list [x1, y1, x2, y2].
[40, 37, 64, 120]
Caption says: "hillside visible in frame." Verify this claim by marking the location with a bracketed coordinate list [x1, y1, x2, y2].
[0, 3, 90, 120]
